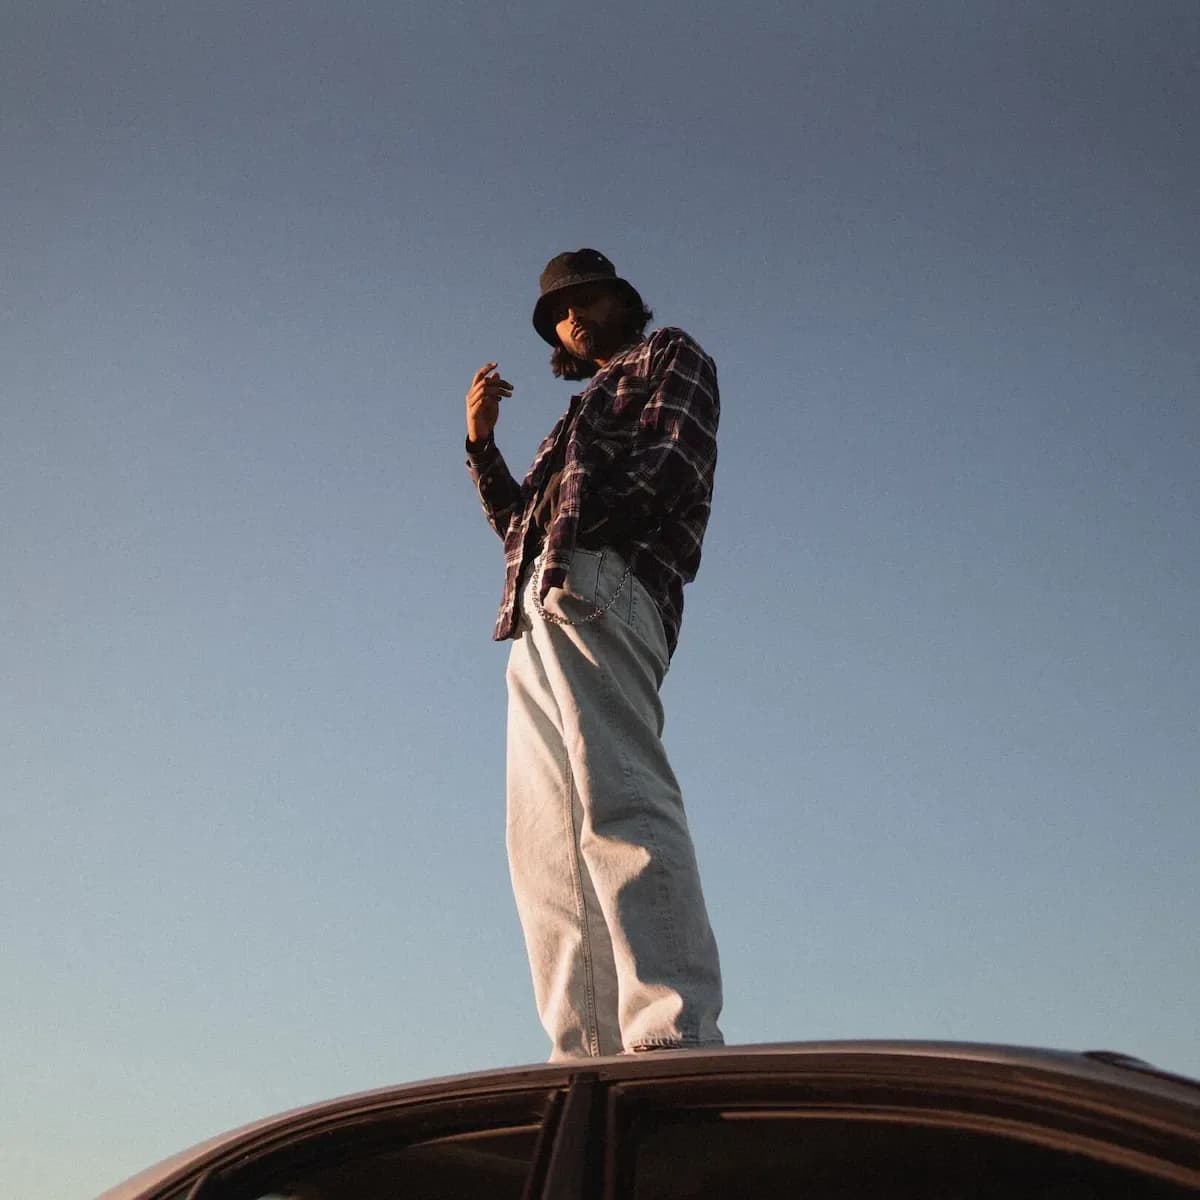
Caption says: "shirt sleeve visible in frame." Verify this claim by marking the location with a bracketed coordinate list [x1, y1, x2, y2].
[595, 333, 720, 528]
[466, 436, 522, 541]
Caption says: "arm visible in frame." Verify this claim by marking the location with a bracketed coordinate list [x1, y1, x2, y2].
[464, 362, 520, 540]
[466, 436, 522, 540]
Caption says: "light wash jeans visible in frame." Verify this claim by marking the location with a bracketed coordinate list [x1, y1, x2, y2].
[505, 546, 723, 1060]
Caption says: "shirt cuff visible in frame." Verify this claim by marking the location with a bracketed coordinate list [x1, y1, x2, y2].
[465, 433, 496, 462]
[540, 564, 567, 591]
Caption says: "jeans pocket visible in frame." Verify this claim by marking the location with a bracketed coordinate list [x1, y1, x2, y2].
[632, 576, 670, 672]
[598, 549, 637, 629]
[540, 549, 604, 623]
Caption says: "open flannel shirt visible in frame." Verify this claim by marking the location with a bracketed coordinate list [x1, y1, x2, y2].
[466, 327, 719, 657]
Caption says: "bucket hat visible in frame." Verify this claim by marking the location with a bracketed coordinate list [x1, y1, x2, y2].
[532, 248, 645, 346]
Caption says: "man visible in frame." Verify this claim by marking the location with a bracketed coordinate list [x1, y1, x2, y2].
[464, 248, 723, 1059]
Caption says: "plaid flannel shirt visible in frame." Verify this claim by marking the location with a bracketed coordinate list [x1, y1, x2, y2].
[466, 327, 719, 657]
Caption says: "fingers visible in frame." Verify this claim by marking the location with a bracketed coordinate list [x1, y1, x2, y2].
[472, 363, 511, 385]
[470, 378, 512, 399]
[470, 363, 512, 396]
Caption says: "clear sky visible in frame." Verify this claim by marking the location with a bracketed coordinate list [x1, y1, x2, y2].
[3, 3, 1197, 1197]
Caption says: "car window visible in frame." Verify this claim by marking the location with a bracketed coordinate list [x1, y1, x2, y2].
[249, 1124, 541, 1200]
[181, 1089, 557, 1200]
[620, 1107, 1196, 1199]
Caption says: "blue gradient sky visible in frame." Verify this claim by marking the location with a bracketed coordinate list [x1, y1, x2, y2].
[3, 3, 1197, 1197]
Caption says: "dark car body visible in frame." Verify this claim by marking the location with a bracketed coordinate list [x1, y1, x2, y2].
[97, 1041, 1200, 1199]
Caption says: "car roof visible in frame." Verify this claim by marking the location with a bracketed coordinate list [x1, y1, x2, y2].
[96, 1040, 1200, 1200]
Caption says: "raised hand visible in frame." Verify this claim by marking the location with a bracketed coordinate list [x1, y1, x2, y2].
[465, 362, 512, 444]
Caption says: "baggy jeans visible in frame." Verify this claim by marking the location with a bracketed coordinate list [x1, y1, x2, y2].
[505, 546, 724, 1059]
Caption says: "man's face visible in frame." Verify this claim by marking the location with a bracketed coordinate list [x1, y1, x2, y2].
[550, 283, 630, 363]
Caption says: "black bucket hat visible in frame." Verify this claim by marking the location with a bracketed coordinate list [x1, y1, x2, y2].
[532, 248, 645, 346]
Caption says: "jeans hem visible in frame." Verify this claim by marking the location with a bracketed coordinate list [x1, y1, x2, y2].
[626, 1035, 725, 1053]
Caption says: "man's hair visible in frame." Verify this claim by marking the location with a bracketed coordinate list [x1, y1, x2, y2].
[549, 297, 655, 380]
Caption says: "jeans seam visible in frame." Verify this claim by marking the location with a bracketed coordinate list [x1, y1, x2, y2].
[595, 628, 683, 1041]
[592, 548, 605, 608]
[561, 749, 600, 1057]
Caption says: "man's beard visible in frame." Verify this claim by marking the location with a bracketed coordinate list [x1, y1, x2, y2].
[573, 326, 595, 358]
[573, 320, 622, 362]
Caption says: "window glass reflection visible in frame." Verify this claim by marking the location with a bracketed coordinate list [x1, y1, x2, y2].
[627, 1112, 1194, 1200]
